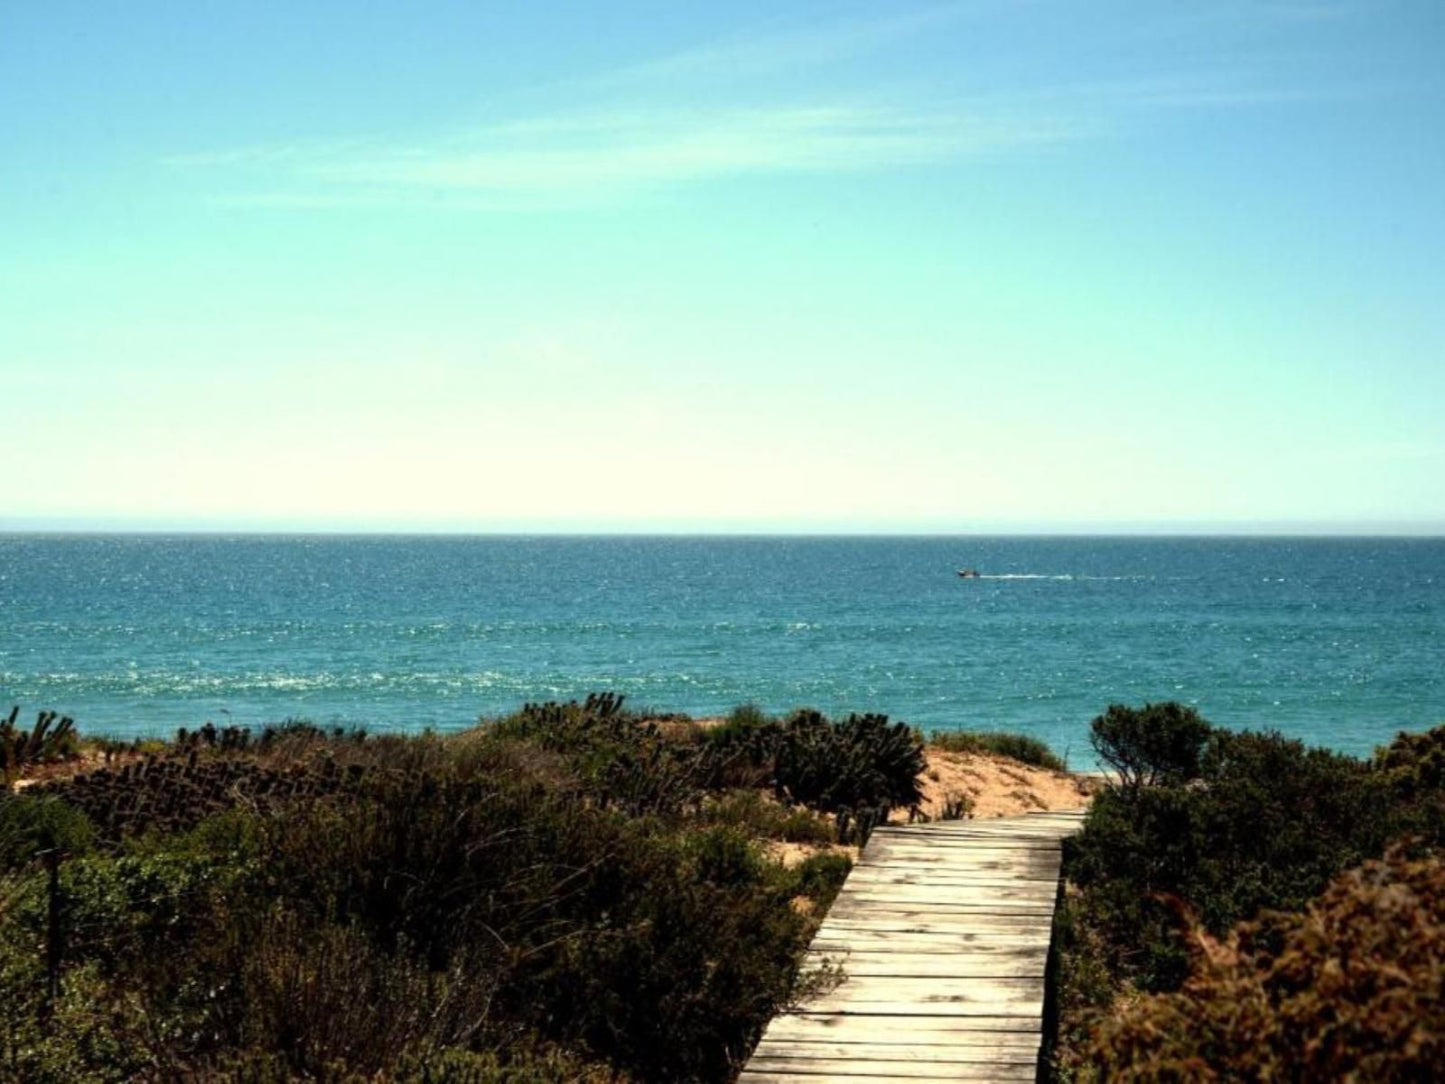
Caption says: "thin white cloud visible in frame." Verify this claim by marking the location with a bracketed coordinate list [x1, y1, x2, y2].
[167, 2, 1351, 211]
[994, 74, 1356, 112]
[178, 103, 1081, 210]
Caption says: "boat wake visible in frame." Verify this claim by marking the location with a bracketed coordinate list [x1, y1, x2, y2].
[977, 573, 1151, 581]
[981, 573, 1072, 580]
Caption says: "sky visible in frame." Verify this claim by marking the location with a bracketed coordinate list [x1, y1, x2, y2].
[2, 1, 1443, 533]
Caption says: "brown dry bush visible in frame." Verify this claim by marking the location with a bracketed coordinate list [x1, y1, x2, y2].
[1081, 848, 1445, 1081]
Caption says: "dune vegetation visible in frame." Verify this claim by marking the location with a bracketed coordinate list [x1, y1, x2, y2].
[0, 696, 940, 1083]
[1051, 703, 1445, 1081]
[5, 696, 1441, 1081]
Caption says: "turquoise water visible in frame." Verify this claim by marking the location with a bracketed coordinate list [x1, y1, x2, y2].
[1, 535, 1441, 761]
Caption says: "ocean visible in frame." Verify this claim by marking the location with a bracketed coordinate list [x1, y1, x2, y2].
[1, 535, 1441, 763]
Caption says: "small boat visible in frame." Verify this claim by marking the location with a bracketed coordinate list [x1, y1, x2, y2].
[957, 568, 981, 578]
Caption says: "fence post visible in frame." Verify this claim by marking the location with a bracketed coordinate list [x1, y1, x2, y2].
[40, 847, 62, 1017]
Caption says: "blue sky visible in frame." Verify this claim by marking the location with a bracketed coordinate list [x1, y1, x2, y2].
[3, 1, 1442, 532]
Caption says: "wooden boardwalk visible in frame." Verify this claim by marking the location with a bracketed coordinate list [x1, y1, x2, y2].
[741, 809, 1087, 1083]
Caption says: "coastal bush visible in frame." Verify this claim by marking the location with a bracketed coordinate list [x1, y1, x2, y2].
[702, 789, 835, 844]
[1374, 724, 1445, 844]
[930, 729, 1067, 770]
[488, 694, 724, 816]
[496, 696, 929, 836]
[771, 710, 925, 822]
[0, 698, 905, 1081]
[0, 949, 148, 1084]
[27, 751, 370, 846]
[0, 794, 96, 869]
[725, 702, 771, 730]
[1064, 727, 1385, 991]
[1377, 722, 1445, 789]
[786, 852, 853, 910]
[194, 1047, 616, 1084]
[19, 726, 834, 1080]
[1051, 714, 1445, 1080]
[1080, 849, 1445, 1080]
[2, 707, 81, 786]
[1088, 701, 1212, 791]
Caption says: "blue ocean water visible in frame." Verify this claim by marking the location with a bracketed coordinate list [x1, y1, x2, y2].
[1, 535, 1441, 762]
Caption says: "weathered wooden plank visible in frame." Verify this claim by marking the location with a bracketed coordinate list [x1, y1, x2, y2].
[807, 975, 1044, 997]
[807, 937, 1048, 955]
[751, 1040, 1046, 1057]
[801, 998, 1044, 1018]
[847, 870, 1061, 885]
[856, 858, 1060, 873]
[816, 913, 1055, 930]
[740, 1069, 1037, 1083]
[762, 1023, 1046, 1046]
[866, 833, 1065, 844]
[819, 920, 1056, 936]
[832, 885, 1057, 899]
[872, 824, 1074, 837]
[833, 880, 1059, 898]
[812, 934, 1051, 950]
[846, 864, 1062, 879]
[861, 848, 1061, 866]
[809, 962, 1049, 980]
[839, 882, 1058, 896]
[835, 891, 1059, 907]
[854, 872, 1056, 883]
[794, 999, 1043, 1019]
[867, 832, 1075, 838]
[859, 855, 1060, 871]
[821, 897, 1058, 914]
[806, 948, 1051, 963]
[805, 951, 1048, 978]
[867, 838, 1063, 850]
[852, 850, 1060, 865]
[822, 897, 1056, 912]
[872, 825, 1069, 838]
[745, 1057, 1036, 1079]
[766, 1012, 1045, 1036]
[825, 904, 1056, 919]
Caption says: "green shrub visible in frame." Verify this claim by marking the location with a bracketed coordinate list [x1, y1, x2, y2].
[1065, 728, 1387, 991]
[487, 694, 719, 816]
[726, 703, 771, 729]
[686, 825, 767, 887]
[1081, 849, 1445, 1081]
[1088, 702, 1213, 790]
[772, 710, 925, 821]
[787, 852, 853, 909]
[237, 766, 812, 1080]
[0, 794, 97, 870]
[1375, 724, 1445, 843]
[1052, 718, 1437, 1079]
[1377, 723, 1445, 788]
[0, 950, 150, 1084]
[0, 698, 913, 1082]
[702, 789, 835, 845]
[390, 1044, 615, 1083]
[930, 729, 1067, 770]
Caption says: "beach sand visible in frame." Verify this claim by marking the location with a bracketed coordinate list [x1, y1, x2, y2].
[766, 747, 1099, 867]
[912, 746, 1100, 820]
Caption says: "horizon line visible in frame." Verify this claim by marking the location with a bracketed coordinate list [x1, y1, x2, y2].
[4, 524, 1444, 540]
